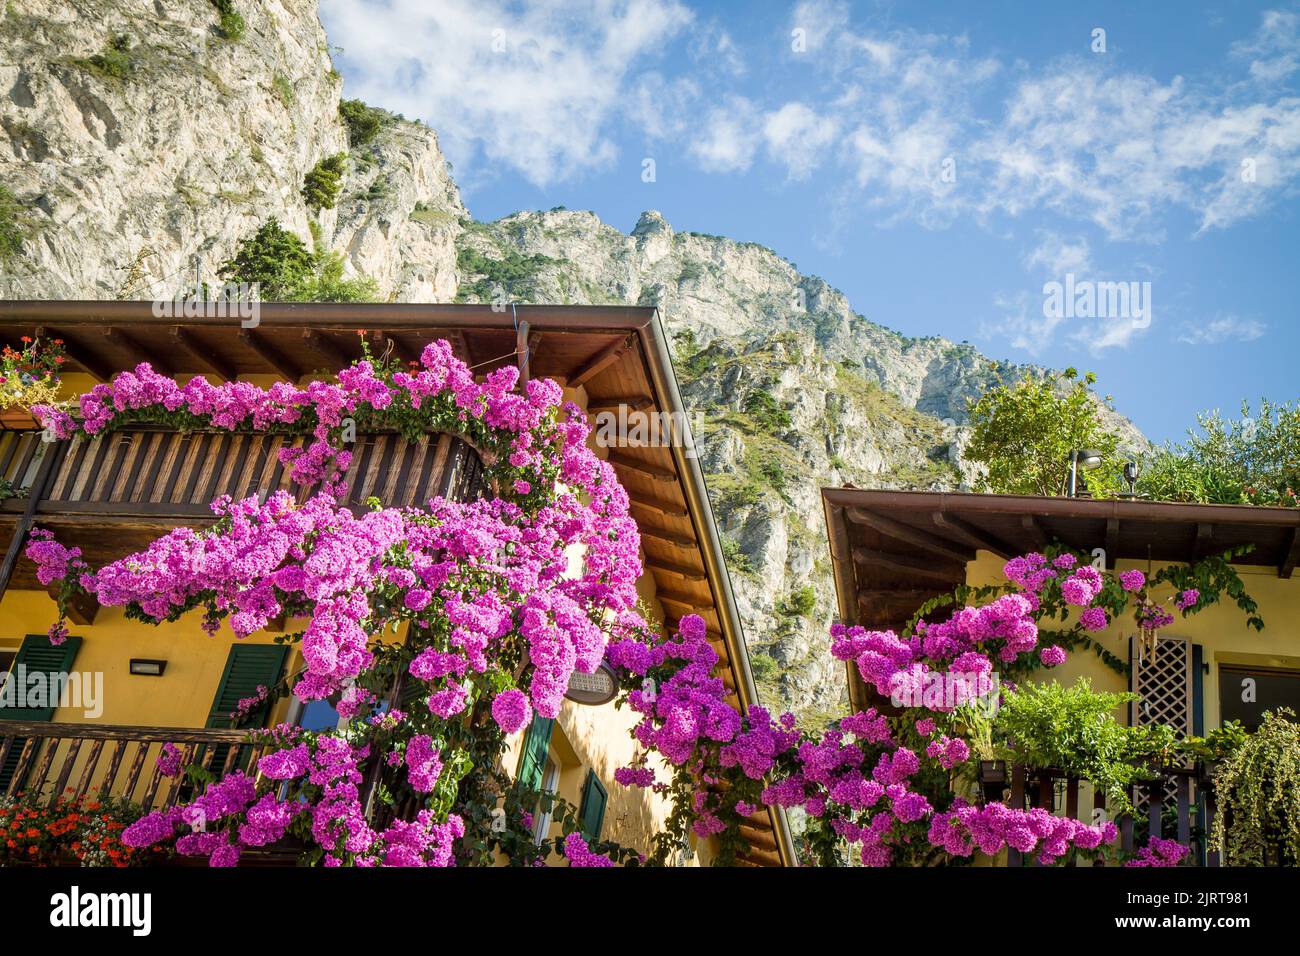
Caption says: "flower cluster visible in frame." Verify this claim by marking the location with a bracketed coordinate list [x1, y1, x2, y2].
[1125, 836, 1190, 867]
[927, 801, 1117, 865]
[0, 794, 150, 867]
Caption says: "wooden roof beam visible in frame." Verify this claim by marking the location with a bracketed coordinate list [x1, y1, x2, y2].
[1019, 514, 1050, 550]
[1192, 522, 1214, 561]
[646, 559, 707, 582]
[930, 512, 1014, 558]
[239, 329, 302, 381]
[102, 326, 172, 376]
[1104, 517, 1121, 568]
[655, 588, 709, 611]
[608, 450, 676, 483]
[302, 329, 354, 370]
[628, 495, 689, 519]
[858, 588, 945, 609]
[169, 326, 235, 381]
[852, 547, 965, 583]
[569, 335, 633, 388]
[640, 526, 697, 549]
[37, 326, 113, 382]
[848, 507, 973, 564]
[1281, 527, 1300, 579]
[587, 395, 654, 415]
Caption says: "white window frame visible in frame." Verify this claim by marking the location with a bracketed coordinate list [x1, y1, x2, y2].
[533, 756, 560, 844]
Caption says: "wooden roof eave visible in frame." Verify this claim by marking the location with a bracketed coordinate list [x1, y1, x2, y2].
[630, 310, 798, 869]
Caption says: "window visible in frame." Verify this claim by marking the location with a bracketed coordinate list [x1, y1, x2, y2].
[1219, 664, 1300, 731]
[296, 697, 342, 732]
[533, 757, 560, 844]
[578, 769, 608, 841]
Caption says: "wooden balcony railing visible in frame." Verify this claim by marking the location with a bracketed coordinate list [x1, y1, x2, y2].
[998, 763, 1217, 866]
[0, 426, 487, 596]
[1, 426, 483, 518]
[0, 719, 263, 810]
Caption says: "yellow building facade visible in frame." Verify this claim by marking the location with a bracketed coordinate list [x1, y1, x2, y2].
[0, 302, 795, 867]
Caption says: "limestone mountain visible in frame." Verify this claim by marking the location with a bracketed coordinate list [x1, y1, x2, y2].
[0, 0, 1145, 723]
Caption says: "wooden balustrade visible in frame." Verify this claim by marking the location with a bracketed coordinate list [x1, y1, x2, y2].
[0, 719, 263, 810]
[0, 426, 487, 596]
[998, 763, 1216, 867]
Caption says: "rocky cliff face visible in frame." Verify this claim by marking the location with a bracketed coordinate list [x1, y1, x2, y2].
[0, 0, 463, 301]
[0, 1, 1143, 723]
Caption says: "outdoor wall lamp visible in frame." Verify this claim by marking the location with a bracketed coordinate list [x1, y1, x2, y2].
[129, 659, 167, 676]
[1117, 460, 1150, 499]
[1065, 449, 1103, 497]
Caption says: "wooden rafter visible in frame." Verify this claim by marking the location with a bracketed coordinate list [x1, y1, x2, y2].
[169, 326, 235, 381]
[847, 507, 973, 564]
[1019, 514, 1050, 550]
[655, 588, 706, 610]
[1192, 522, 1214, 561]
[1104, 517, 1121, 568]
[857, 588, 945, 608]
[646, 559, 707, 582]
[569, 335, 633, 388]
[628, 495, 689, 519]
[852, 547, 965, 583]
[36, 326, 111, 382]
[930, 512, 1013, 558]
[301, 329, 352, 368]
[1281, 527, 1300, 579]
[238, 329, 301, 380]
[608, 450, 676, 483]
[102, 327, 172, 376]
[639, 526, 697, 549]
[587, 395, 654, 415]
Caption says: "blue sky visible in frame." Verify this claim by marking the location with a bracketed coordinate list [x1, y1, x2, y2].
[319, 0, 1300, 444]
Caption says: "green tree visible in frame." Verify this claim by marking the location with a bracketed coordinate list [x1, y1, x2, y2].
[302, 153, 347, 213]
[217, 218, 314, 299]
[295, 250, 380, 303]
[964, 368, 1124, 497]
[219, 220, 380, 303]
[1138, 399, 1300, 506]
[338, 99, 391, 148]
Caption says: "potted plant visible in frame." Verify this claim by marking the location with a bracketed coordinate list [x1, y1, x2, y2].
[0, 334, 67, 429]
[1210, 709, 1300, 866]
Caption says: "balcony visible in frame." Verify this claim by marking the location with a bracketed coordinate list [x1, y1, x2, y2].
[0, 426, 485, 594]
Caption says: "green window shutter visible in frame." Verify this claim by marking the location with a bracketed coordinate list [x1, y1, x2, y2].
[516, 716, 554, 791]
[579, 769, 608, 841]
[206, 643, 289, 729]
[0, 634, 83, 792]
[202, 643, 288, 775]
[0, 634, 83, 721]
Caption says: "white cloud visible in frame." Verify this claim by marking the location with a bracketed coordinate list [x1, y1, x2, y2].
[1023, 231, 1092, 276]
[762, 103, 839, 179]
[689, 96, 761, 172]
[982, 290, 1060, 357]
[318, 0, 692, 187]
[1177, 315, 1267, 345]
[1231, 9, 1300, 83]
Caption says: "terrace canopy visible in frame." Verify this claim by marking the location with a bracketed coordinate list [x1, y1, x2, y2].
[821, 487, 1300, 713]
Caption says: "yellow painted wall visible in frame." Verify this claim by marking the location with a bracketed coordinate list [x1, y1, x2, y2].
[965, 550, 1300, 729]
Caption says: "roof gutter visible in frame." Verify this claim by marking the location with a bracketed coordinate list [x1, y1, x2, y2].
[0, 300, 658, 330]
[637, 309, 798, 868]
